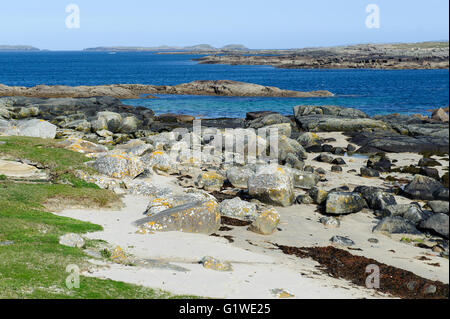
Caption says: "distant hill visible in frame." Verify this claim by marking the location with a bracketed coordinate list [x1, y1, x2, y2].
[221, 44, 248, 51]
[0, 45, 40, 51]
[83, 44, 249, 52]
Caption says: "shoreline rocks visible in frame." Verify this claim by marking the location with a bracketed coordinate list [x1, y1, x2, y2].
[0, 80, 333, 99]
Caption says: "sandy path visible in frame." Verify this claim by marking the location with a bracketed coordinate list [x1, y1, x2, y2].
[56, 195, 387, 299]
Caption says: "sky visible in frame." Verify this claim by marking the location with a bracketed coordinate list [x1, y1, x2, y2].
[0, 0, 448, 50]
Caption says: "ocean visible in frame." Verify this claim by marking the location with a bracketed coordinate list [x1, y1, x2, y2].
[1, 51, 448, 118]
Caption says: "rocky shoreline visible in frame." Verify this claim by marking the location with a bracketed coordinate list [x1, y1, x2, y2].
[195, 42, 450, 70]
[0, 80, 333, 99]
[1, 93, 449, 298]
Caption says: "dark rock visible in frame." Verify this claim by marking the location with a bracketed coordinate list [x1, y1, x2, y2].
[403, 175, 446, 200]
[433, 188, 449, 201]
[325, 192, 367, 215]
[347, 144, 357, 152]
[354, 186, 396, 211]
[314, 154, 334, 164]
[418, 157, 441, 167]
[419, 167, 440, 180]
[305, 144, 323, 153]
[331, 165, 343, 173]
[322, 144, 333, 153]
[360, 167, 380, 178]
[331, 147, 346, 155]
[332, 158, 346, 165]
[330, 236, 354, 246]
[367, 153, 392, 172]
[419, 213, 449, 238]
[427, 201, 449, 215]
[373, 216, 421, 235]
[245, 111, 279, 121]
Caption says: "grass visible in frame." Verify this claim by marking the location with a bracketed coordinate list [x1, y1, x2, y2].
[0, 136, 196, 299]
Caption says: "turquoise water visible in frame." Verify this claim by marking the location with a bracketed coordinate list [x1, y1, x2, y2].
[0, 51, 448, 118]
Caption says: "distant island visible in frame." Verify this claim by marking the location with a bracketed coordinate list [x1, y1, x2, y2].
[84, 44, 249, 52]
[0, 45, 40, 51]
[195, 41, 450, 70]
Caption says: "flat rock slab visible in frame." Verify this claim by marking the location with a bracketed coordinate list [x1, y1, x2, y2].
[0, 159, 48, 180]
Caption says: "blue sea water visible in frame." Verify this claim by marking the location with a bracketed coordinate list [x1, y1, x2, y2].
[0, 51, 448, 118]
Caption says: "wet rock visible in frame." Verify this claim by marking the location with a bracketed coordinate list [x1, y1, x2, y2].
[248, 165, 294, 207]
[91, 152, 145, 179]
[201, 256, 233, 272]
[59, 233, 85, 248]
[325, 192, 367, 215]
[418, 157, 441, 167]
[360, 167, 380, 178]
[308, 187, 329, 205]
[136, 199, 221, 234]
[219, 197, 258, 221]
[354, 186, 396, 211]
[320, 216, 340, 228]
[368, 238, 379, 244]
[330, 235, 354, 246]
[427, 201, 449, 214]
[419, 213, 449, 238]
[249, 208, 280, 235]
[372, 216, 421, 235]
[403, 175, 446, 200]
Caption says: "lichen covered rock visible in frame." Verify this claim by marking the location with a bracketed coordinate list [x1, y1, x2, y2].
[136, 199, 221, 234]
[91, 152, 144, 179]
[248, 165, 294, 207]
[325, 192, 367, 215]
[249, 208, 280, 235]
[219, 197, 258, 221]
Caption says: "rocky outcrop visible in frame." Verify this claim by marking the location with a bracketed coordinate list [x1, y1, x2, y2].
[195, 42, 449, 70]
[0, 80, 333, 99]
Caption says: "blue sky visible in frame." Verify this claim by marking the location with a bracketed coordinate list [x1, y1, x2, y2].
[0, 0, 448, 50]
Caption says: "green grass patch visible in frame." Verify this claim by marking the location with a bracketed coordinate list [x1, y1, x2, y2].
[0, 136, 196, 299]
